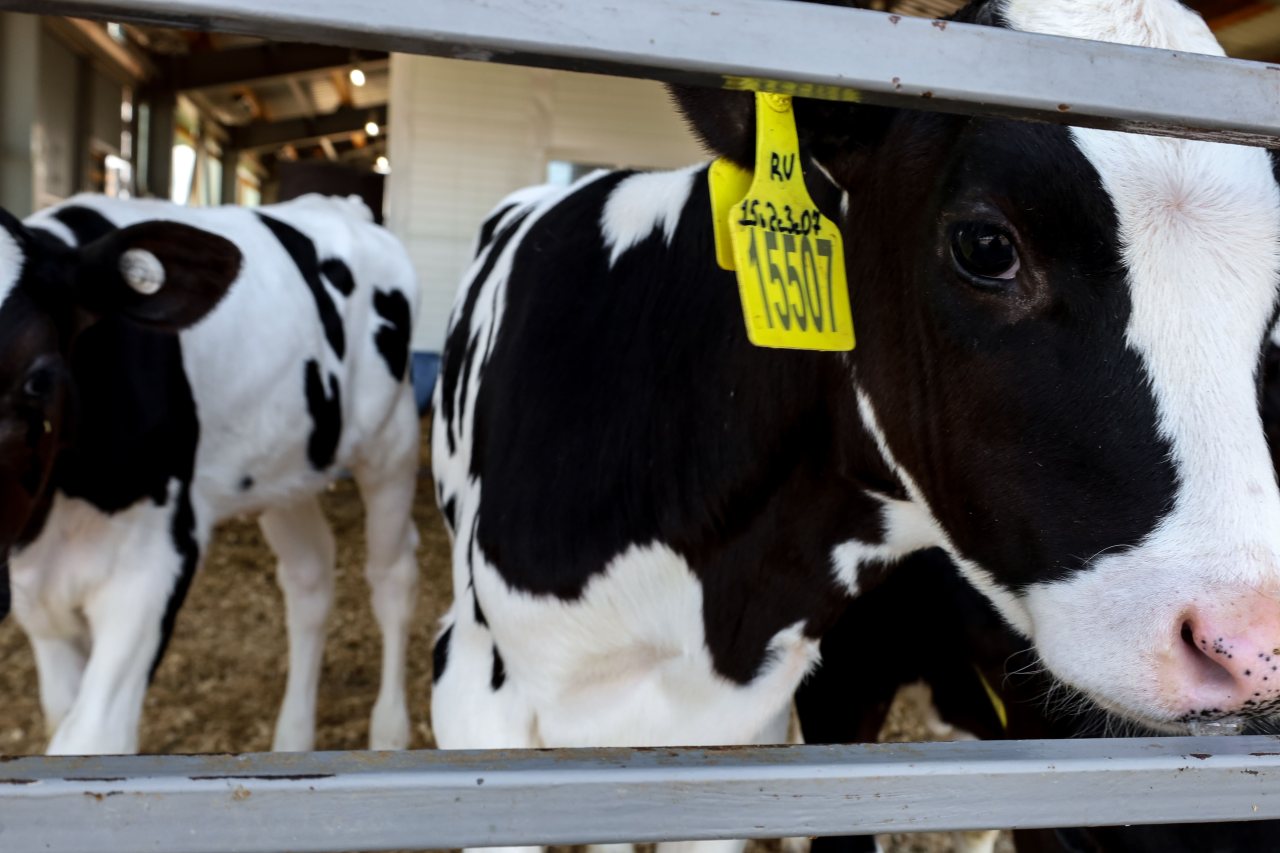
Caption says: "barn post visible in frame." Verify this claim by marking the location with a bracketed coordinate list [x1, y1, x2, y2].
[0, 12, 40, 216]
[138, 87, 176, 200]
[220, 147, 240, 206]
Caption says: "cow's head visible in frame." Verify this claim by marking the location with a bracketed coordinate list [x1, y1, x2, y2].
[0, 206, 240, 614]
[675, 0, 1280, 731]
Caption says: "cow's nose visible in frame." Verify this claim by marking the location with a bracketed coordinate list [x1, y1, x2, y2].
[1170, 597, 1280, 717]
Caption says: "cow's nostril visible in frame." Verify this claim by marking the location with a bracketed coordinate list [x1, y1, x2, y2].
[1179, 617, 1236, 692]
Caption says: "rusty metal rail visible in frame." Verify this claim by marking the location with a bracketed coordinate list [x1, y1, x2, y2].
[2, 738, 1280, 852]
[4, 0, 1280, 147]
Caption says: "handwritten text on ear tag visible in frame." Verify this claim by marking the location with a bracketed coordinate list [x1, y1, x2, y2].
[709, 93, 854, 352]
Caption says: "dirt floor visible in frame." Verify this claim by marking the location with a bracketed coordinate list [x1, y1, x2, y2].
[0, 417, 1011, 852]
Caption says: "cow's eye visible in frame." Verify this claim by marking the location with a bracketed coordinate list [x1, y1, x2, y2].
[22, 368, 53, 400]
[950, 222, 1020, 287]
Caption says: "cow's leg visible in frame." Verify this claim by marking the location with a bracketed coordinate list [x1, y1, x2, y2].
[45, 504, 202, 756]
[354, 391, 420, 750]
[648, 707, 792, 853]
[29, 634, 88, 735]
[261, 496, 336, 752]
[433, 606, 540, 853]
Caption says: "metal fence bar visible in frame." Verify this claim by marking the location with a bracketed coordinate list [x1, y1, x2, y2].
[3, 738, 1280, 853]
[6, 0, 1280, 147]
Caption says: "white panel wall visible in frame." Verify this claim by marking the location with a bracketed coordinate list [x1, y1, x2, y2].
[386, 55, 706, 351]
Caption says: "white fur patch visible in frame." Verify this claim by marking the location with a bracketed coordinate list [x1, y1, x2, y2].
[119, 248, 165, 295]
[601, 165, 701, 267]
[0, 226, 23, 308]
[829, 497, 941, 595]
[1002, 0, 1280, 724]
[470, 534, 817, 748]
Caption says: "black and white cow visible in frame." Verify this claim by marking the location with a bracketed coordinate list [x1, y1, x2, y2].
[0, 192, 420, 755]
[432, 1, 1280, 850]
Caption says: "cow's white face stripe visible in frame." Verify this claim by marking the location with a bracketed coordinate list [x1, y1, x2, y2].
[601, 165, 701, 267]
[1003, 0, 1280, 722]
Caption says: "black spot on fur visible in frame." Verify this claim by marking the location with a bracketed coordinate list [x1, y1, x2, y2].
[442, 496, 457, 530]
[473, 592, 488, 628]
[372, 289, 412, 382]
[475, 203, 517, 258]
[150, 481, 200, 680]
[438, 207, 534, 455]
[490, 645, 506, 690]
[258, 214, 345, 358]
[239, 476, 254, 491]
[432, 624, 454, 684]
[320, 258, 356, 296]
[0, 554, 10, 622]
[303, 359, 342, 470]
[53, 206, 116, 243]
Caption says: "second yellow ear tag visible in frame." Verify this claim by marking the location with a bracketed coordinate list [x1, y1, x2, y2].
[708, 93, 854, 352]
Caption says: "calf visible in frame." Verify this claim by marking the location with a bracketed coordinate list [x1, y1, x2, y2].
[432, 2, 1280, 850]
[1, 193, 420, 755]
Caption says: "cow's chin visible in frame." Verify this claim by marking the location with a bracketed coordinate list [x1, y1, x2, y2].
[1079, 690, 1263, 737]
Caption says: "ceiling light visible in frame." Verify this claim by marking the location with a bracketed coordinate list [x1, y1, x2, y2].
[349, 67, 366, 87]
[374, 156, 391, 175]
[365, 121, 380, 137]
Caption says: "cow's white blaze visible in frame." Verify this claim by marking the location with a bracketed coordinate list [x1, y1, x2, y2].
[1004, 0, 1280, 723]
[601, 165, 701, 267]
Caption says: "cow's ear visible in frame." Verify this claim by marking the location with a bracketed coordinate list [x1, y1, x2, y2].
[73, 220, 241, 331]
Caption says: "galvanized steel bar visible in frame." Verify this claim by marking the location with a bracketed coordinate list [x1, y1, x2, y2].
[5, 0, 1280, 147]
[2, 738, 1280, 853]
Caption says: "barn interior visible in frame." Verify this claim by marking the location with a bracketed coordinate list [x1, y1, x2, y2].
[1, 3, 1279, 852]
[5, 0, 1279, 363]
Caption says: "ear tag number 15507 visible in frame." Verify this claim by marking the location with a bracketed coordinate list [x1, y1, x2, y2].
[708, 93, 854, 352]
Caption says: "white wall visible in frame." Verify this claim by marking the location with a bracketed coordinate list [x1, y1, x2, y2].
[386, 55, 707, 351]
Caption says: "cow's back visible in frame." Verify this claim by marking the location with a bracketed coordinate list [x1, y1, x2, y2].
[26, 193, 418, 518]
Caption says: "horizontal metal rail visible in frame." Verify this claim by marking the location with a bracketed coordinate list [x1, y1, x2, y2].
[3, 738, 1280, 852]
[5, 0, 1280, 147]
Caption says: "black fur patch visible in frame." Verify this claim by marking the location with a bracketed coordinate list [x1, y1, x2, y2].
[473, 592, 488, 628]
[432, 624, 454, 684]
[490, 645, 506, 690]
[303, 359, 342, 470]
[320, 258, 356, 296]
[258, 214, 345, 358]
[475, 203, 517, 258]
[441, 496, 457, 531]
[53, 206, 115, 243]
[372, 289, 412, 382]
[151, 481, 200, 681]
[0, 554, 10, 622]
[438, 207, 534, 454]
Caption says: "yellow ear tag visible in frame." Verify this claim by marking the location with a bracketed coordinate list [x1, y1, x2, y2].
[974, 666, 1009, 732]
[709, 158, 752, 271]
[713, 93, 854, 352]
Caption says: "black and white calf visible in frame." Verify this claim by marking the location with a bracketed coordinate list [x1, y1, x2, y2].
[0, 192, 420, 755]
[433, 1, 1280, 849]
